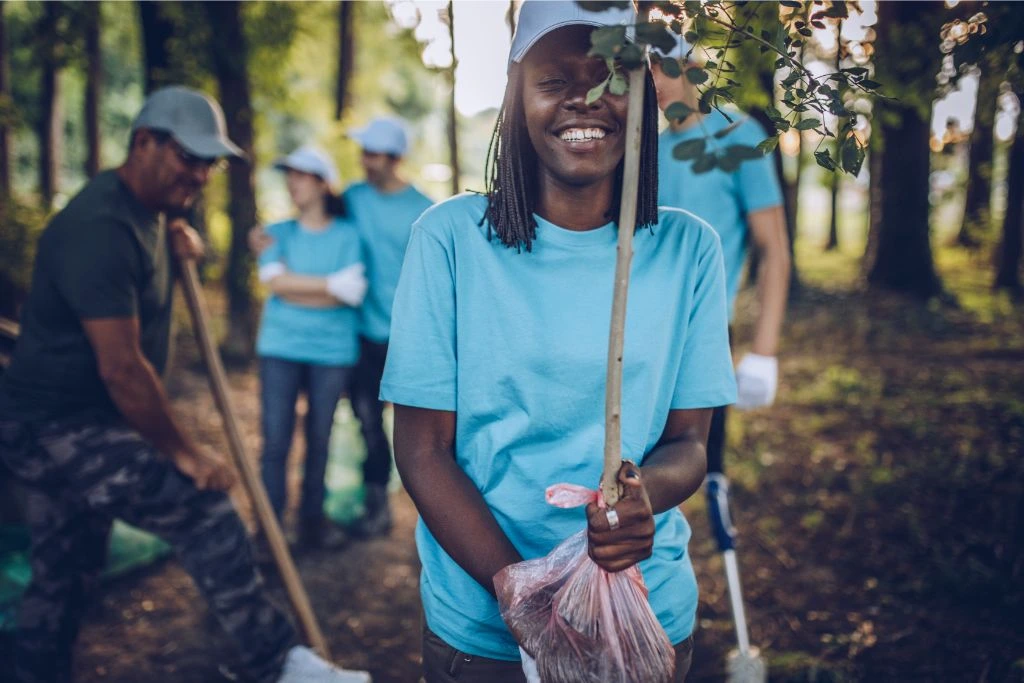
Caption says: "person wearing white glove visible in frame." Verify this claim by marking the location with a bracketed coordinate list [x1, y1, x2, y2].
[326, 262, 368, 307]
[253, 145, 365, 552]
[652, 40, 791, 479]
[735, 352, 779, 410]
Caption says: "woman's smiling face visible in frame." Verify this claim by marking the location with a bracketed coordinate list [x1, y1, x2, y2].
[520, 25, 628, 190]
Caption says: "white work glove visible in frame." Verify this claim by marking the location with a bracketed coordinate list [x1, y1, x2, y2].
[734, 353, 778, 410]
[519, 647, 541, 683]
[325, 263, 368, 307]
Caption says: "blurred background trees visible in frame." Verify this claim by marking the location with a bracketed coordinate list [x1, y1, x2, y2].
[0, 0, 1021, 352]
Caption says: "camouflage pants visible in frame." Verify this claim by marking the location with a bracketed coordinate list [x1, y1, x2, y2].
[0, 413, 296, 683]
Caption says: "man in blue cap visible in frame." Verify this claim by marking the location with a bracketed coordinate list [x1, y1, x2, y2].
[0, 86, 369, 683]
[344, 117, 433, 539]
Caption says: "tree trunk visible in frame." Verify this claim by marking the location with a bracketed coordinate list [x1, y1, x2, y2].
[865, 1, 942, 298]
[84, 2, 101, 178]
[334, 1, 354, 120]
[446, 1, 460, 197]
[957, 66, 999, 248]
[0, 3, 11, 197]
[205, 0, 258, 362]
[138, 1, 176, 93]
[39, 2, 62, 208]
[994, 94, 1023, 292]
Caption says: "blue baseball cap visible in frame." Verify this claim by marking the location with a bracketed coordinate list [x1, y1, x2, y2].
[508, 0, 636, 72]
[273, 145, 339, 186]
[348, 117, 409, 157]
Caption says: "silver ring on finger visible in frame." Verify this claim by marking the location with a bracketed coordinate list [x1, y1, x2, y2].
[605, 508, 620, 531]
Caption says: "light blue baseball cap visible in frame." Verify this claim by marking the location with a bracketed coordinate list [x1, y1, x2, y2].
[348, 117, 409, 157]
[273, 145, 339, 186]
[508, 0, 637, 72]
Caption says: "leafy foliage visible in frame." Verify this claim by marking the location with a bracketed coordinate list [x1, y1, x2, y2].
[582, 0, 874, 175]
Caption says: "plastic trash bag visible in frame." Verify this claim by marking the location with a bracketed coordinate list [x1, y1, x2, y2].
[494, 483, 675, 683]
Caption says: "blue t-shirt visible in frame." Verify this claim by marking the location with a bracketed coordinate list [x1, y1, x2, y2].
[380, 194, 737, 660]
[256, 218, 363, 366]
[343, 181, 433, 343]
[658, 109, 783, 320]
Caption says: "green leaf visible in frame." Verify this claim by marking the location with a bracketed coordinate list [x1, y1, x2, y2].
[860, 79, 882, 91]
[795, 118, 821, 131]
[779, 0, 802, 6]
[608, 73, 627, 96]
[659, 56, 682, 78]
[586, 80, 608, 105]
[619, 44, 645, 69]
[588, 25, 627, 60]
[685, 67, 708, 85]
[725, 144, 765, 160]
[665, 101, 693, 123]
[672, 138, 706, 161]
[843, 67, 869, 76]
[756, 137, 780, 155]
[635, 21, 677, 53]
[824, 2, 849, 19]
[814, 149, 837, 172]
[841, 134, 865, 175]
[692, 152, 718, 174]
[684, 31, 699, 46]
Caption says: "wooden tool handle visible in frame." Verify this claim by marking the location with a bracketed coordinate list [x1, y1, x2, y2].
[178, 259, 331, 659]
[602, 64, 647, 509]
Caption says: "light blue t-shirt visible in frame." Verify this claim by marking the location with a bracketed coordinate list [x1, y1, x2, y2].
[658, 108, 784, 320]
[256, 218, 363, 366]
[381, 194, 737, 660]
[343, 181, 433, 343]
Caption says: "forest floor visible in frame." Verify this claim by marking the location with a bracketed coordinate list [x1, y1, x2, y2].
[1, 246, 1022, 683]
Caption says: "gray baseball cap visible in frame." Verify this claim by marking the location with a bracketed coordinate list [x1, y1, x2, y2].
[131, 86, 243, 160]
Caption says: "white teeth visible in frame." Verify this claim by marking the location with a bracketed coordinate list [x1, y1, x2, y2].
[559, 127, 607, 142]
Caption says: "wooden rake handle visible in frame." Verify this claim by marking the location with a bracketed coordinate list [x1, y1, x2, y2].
[178, 258, 331, 659]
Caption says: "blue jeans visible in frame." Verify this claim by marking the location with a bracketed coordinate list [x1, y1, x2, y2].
[259, 356, 352, 522]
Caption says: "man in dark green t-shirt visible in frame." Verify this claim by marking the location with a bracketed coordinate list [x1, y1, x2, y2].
[0, 87, 370, 683]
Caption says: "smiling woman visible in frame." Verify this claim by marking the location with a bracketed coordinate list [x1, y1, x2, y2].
[485, 23, 660, 250]
[380, 2, 738, 682]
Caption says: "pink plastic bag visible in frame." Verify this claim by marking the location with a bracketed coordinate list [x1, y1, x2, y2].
[494, 483, 675, 683]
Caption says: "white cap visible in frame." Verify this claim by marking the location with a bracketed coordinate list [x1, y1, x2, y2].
[273, 146, 339, 186]
[348, 117, 409, 157]
[508, 0, 636, 71]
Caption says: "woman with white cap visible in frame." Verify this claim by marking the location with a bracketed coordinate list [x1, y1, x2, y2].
[256, 145, 367, 550]
[380, 1, 736, 681]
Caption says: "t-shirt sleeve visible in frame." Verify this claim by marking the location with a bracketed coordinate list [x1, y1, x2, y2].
[735, 118, 784, 214]
[379, 219, 457, 411]
[671, 227, 737, 409]
[50, 219, 143, 321]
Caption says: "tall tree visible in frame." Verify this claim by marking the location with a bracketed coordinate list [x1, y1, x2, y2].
[995, 89, 1023, 292]
[445, 1, 460, 196]
[0, 2, 11, 197]
[84, 1, 101, 178]
[38, 2, 63, 208]
[204, 0, 258, 361]
[138, 1, 178, 93]
[825, 25, 843, 252]
[335, 1, 354, 120]
[956, 65, 999, 248]
[864, 1, 944, 298]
